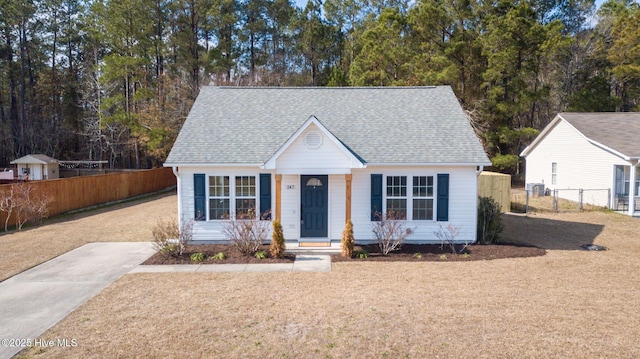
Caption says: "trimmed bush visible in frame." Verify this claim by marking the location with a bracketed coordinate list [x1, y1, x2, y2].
[341, 219, 355, 258]
[270, 220, 286, 259]
[477, 196, 503, 245]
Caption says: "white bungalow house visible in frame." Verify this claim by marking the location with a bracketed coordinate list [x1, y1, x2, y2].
[521, 112, 640, 216]
[10, 154, 59, 180]
[164, 86, 490, 245]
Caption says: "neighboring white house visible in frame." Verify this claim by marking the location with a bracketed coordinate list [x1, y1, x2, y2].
[521, 112, 640, 216]
[164, 86, 491, 245]
[10, 154, 59, 180]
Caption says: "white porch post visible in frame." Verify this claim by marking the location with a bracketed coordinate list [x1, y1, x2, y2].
[629, 161, 638, 217]
[629, 162, 637, 216]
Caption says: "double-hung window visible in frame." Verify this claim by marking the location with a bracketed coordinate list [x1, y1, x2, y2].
[386, 176, 407, 219]
[384, 175, 435, 220]
[413, 176, 434, 220]
[209, 176, 230, 219]
[551, 162, 557, 185]
[235, 176, 256, 219]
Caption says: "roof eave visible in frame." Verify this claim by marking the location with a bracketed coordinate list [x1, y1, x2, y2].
[163, 162, 265, 168]
[520, 114, 563, 157]
[367, 161, 492, 167]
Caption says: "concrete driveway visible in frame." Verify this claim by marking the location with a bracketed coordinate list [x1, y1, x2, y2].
[0, 242, 155, 359]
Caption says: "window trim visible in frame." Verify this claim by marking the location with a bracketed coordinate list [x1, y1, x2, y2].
[551, 162, 557, 185]
[207, 174, 262, 221]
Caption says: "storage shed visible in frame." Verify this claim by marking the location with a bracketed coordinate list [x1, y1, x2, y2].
[10, 154, 59, 180]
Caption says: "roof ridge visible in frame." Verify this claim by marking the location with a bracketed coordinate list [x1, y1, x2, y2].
[212, 86, 441, 90]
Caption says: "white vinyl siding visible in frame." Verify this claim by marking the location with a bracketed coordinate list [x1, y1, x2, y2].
[280, 175, 300, 240]
[178, 165, 478, 243]
[329, 175, 346, 240]
[177, 167, 271, 242]
[275, 123, 354, 174]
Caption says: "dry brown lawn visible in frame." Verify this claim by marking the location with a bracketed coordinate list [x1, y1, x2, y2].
[14, 202, 640, 358]
[0, 191, 176, 282]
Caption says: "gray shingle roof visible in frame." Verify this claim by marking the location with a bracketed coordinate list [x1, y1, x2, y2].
[559, 112, 640, 158]
[165, 86, 490, 166]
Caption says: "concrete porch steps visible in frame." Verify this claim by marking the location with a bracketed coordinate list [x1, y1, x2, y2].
[285, 241, 341, 255]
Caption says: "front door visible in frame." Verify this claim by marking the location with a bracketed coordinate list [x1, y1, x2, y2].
[300, 175, 328, 238]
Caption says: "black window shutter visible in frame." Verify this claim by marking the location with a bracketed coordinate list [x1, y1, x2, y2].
[259, 173, 272, 220]
[437, 174, 449, 221]
[371, 174, 383, 221]
[194, 174, 206, 221]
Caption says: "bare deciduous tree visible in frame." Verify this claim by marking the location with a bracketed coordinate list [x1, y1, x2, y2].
[371, 212, 413, 255]
[0, 182, 53, 231]
[151, 217, 194, 257]
[434, 223, 471, 254]
[222, 211, 271, 255]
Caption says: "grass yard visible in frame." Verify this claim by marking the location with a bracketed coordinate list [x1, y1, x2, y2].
[14, 201, 640, 358]
[0, 191, 177, 282]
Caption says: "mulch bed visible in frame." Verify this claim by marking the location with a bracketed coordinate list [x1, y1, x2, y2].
[143, 242, 545, 265]
[143, 244, 295, 265]
[331, 243, 546, 262]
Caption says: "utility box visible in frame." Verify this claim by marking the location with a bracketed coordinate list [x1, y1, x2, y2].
[527, 183, 545, 197]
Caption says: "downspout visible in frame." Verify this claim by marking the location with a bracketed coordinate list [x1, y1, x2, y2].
[172, 166, 182, 222]
[474, 165, 485, 244]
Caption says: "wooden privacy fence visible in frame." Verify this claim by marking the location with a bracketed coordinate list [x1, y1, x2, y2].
[0, 167, 175, 228]
[478, 171, 511, 213]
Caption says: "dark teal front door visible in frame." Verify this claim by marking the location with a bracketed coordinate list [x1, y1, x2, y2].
[300, 175, 328, 238]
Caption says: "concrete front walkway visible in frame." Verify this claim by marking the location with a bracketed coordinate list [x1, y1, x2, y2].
[0, 242, 155, 359]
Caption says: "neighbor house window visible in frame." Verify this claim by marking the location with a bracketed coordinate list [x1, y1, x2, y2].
[386, 176, 407, 219]
[551, 162, 557, 185]
[209, 176, 230, 219]
[412, 176, 434, 220]
[235, 176, 256, 219]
